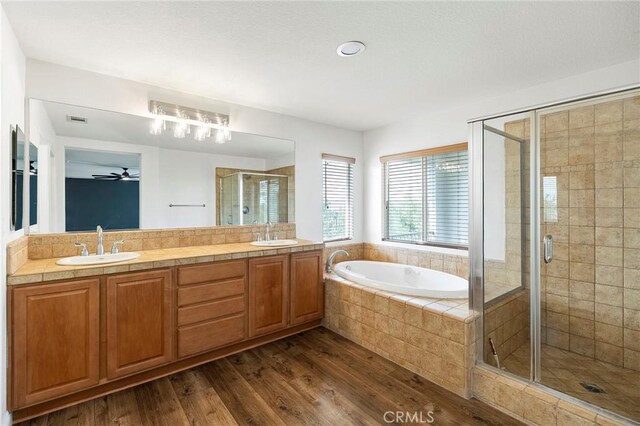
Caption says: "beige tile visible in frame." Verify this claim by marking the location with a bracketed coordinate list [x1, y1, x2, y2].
[595, 246, 622, 267]
[595, 168, 622, 189]
[546, 111, 569, 132]
[595, 284, 623, 307]
[595, 265, 623, 286]
[595, 227, 622, 247]
[569, 106, 594, 129]
[595, 208, 623, 227]
[624, 308, 640, 330]
[569, 334, 594, 357]
[595, 341, 623, 366]
[595, 322, 623, 346]
[595, 302, 623, 326]
[595, 100, 623, 124]
[623, 96, 640, 121]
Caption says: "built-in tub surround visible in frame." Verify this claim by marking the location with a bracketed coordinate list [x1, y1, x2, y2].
[323, 242, 468, 278]
[323, 274, 475, 397]
[334, 260, 468, 299]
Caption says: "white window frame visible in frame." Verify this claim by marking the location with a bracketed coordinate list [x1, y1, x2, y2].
[322, 153, 355, 242]
[381, 143, 468, 249]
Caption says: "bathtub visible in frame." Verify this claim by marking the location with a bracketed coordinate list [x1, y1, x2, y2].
[333, 260, 468, 299]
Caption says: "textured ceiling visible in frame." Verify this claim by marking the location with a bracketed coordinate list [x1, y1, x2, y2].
[5, 1, 640, 131]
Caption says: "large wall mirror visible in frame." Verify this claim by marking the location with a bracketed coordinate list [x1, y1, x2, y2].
[28, 99, 295, 233]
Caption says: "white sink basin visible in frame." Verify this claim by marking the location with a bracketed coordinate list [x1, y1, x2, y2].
[250, 239, 299, 247]
[56, 252, 140, 266]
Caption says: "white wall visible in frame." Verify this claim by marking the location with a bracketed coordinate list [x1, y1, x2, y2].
[26, 60, 365, 243]
[363, 59, 640, 256]
[28, 98, 56, 232]
[0, 7, 25, 426]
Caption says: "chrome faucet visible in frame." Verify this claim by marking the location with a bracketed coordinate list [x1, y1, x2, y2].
[96, 225, 104, 255]
[111, 240, 125, 254]
[74, 242, 89, 256]
[265, 221, 272, 241]
[326, 249, 349, 273]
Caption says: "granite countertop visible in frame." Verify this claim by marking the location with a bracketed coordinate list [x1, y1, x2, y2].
[8, 239, 323, 286]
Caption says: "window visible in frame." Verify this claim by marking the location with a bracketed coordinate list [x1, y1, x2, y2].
[322, 153, 355, 242]
[382, 144, 468, 248]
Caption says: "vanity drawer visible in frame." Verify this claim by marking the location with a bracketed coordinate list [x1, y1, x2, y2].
[178, 314, 245, 358]
[177, 260, 246, 285]
[178, 278, 245, 306]
[178, 295, 245, 326]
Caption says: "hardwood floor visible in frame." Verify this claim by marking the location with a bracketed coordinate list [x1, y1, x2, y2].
[16, 328, 521, 425]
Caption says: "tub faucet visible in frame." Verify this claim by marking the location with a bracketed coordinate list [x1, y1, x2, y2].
[326, 250, 349, 273]
[96, 225, 104, 255]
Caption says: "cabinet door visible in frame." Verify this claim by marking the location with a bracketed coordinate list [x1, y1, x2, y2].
[106, 269, 173, 379]
[290, 250, 324, 325]
[12, 279, 100, 408]
[248, 255, 289, 337]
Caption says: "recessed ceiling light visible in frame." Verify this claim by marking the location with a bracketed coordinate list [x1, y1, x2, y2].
[337, 41, 366, 57]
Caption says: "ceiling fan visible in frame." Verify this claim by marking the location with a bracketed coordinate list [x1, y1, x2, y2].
[92, 167, 139, 181]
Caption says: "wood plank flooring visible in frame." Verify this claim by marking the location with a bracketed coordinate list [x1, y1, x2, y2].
[16, 328, 521, 426]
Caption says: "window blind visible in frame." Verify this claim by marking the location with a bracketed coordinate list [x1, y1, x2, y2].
[322, 155, 354, 242]
[383, 145, 468, 248]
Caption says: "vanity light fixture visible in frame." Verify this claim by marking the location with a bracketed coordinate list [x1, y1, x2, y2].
[336, 41, 366, 57]
[148, 100, 231, 143]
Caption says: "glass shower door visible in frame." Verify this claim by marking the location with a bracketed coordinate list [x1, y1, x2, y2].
[536, 91, 640, 421]
[474, 88, 640, 423]
[481, 113, 533, 381]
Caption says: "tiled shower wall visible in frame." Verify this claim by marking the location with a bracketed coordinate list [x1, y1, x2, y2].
[540, 95, 640, 371]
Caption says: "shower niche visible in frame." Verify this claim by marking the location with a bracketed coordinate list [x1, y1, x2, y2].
[218, 170, 293, 226]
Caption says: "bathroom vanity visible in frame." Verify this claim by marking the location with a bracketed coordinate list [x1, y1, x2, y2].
[6, 241, 323, 422]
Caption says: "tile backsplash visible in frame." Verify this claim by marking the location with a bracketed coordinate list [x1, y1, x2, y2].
[7, 224, 296, 273]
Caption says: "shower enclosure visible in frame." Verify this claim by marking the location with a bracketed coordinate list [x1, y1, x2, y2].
[470, 88, 640, 422]
[219, 172, 289, 225]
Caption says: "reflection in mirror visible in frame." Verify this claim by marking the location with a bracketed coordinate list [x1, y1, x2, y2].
[217, 169, 294, 226]
[28, 142, 38, 227]
[65, 148, 140, 232]
[28, 99, 295, 233]
[11, 126, 25, 231]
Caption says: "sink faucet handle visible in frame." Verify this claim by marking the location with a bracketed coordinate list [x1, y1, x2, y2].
[74, 242, 89, 256]
[273, 232, 278, 241]
[254, 232, 263, 242]
[111, 240, 125, 254]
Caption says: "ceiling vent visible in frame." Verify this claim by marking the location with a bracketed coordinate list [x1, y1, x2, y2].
[66, 115, 88, 124]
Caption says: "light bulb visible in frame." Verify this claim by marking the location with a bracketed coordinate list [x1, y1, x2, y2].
[194, 123, 210, 141]
[149, 116, 165, 135]
[214, 129, 226, 144]
[174, 120, 190, 139]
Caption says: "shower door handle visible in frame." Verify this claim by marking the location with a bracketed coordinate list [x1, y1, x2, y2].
[544, 234, 553, 263]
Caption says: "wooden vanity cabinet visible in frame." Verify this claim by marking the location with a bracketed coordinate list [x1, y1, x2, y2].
[290, 250, 324, 325]
[176, 260, 248, 358]
[248, 255, 289, 337]
[11, 279, 100, 407]
[105, 269, 173, 379]
[9, 249, 325, 421]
